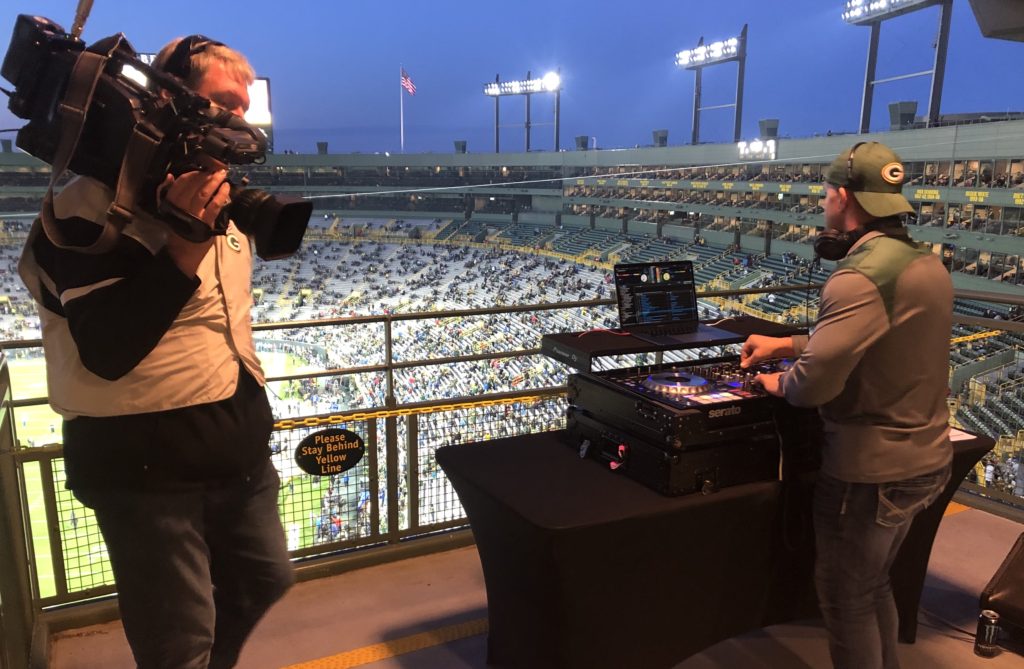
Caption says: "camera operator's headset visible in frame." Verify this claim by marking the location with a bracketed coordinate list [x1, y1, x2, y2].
[162, 35, 222, 81]
[35, 35, 171, 254]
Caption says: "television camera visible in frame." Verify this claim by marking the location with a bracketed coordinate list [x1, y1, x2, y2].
[1, 11, 311, 260]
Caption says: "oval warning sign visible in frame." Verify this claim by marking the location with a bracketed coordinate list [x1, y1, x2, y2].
[294, 428, 365, 477]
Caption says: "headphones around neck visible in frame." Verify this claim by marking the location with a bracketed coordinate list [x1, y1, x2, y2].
[813, 227, 865, 261]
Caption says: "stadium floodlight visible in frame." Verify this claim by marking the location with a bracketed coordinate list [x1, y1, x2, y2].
[482, 71, 562, 153]
[846, 0, 951, 132]
[675, 24, 748, 145]
[842, 0, 942, 25]
[482, 71, 562, 97]
[675, 38, 741, 69]
[541, 71, 561, 92]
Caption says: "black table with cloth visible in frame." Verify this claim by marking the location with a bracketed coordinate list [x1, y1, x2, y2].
[436, 431, 992, 669]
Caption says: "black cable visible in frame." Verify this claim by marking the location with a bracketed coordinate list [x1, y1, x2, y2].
[918, 606, 977, 639]
[805, 257, 818, 328]
[774, 413, 799, 553]
[916, 619, 975, 644]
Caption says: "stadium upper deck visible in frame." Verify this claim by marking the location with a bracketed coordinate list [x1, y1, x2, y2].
[2, 117, 1024, 293]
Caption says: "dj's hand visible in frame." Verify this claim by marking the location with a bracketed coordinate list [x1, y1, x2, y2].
[158, 169, 231, 276]
[753, 372, 784, 397]
[740, 335, 795, 369]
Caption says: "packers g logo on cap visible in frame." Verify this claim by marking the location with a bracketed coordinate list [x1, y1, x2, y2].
[881, 162, 905, 185]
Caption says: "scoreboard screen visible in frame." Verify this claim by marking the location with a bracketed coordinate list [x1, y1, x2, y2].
[245, 77, 272, 127]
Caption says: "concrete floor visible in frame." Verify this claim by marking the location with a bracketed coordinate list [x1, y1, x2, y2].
[50, 506, 1024, 669]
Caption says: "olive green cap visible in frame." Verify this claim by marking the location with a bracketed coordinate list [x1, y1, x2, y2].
[824, 141, 914, 218]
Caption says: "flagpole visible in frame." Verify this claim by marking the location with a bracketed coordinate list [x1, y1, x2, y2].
[400, 65, 405, 154]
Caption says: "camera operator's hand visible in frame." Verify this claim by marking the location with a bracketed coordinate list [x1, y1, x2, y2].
[159, 169, 231, 276]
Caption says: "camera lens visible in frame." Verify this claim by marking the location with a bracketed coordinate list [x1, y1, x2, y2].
[227, 186, 313, 260]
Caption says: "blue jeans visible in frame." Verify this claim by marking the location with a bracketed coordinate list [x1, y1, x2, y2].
[74, 460, 295, 669]
[813, 465, 951, 669]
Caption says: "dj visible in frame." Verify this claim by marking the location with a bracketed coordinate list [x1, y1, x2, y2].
[739, 141, 953, 669]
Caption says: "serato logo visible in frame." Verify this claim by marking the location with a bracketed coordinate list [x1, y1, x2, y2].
[708, 406, 742, 419]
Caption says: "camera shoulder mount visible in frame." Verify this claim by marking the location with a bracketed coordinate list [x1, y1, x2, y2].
[38, 35, 162, 254]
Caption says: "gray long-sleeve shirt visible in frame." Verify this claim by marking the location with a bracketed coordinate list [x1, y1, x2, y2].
[779, 231, 953, 483]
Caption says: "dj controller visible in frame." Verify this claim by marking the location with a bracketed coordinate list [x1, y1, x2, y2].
[566, 356, 820, 496]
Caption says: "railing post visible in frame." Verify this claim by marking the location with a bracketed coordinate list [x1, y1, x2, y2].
[383, 317, 401, 540]
[0, 354, 36, 669]
[407, 413, 420, 530]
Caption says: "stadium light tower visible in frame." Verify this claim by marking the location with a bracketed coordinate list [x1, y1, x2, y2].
[675, 24, 747, 145]
[483, 70, 562, 153]
[842, 0, 951, 132]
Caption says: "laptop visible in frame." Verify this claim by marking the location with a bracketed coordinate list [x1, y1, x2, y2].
[613, 260, 736, 347]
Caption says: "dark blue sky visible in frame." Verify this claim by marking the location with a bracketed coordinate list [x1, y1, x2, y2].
[1, 1, 1022, 154]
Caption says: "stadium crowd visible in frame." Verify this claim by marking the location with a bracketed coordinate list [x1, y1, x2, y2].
[1, 218, 1021, 551]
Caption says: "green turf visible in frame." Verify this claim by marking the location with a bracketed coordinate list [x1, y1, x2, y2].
[8, 356, 59, 447]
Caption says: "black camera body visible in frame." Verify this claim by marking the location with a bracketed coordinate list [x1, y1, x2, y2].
[2, 15, 311, 260]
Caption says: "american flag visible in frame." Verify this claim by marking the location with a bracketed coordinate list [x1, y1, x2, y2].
[400, 69, 416, 96]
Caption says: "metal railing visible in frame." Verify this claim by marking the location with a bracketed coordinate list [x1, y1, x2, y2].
[0, 358, 34, 669]
[0, 303, 584, 607]
[2, 285, 1024, 667]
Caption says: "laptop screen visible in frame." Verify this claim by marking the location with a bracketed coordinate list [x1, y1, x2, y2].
[614, 260, 699, 329]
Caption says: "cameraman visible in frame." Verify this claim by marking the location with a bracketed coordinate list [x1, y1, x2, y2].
[19, 36, 293, 669]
